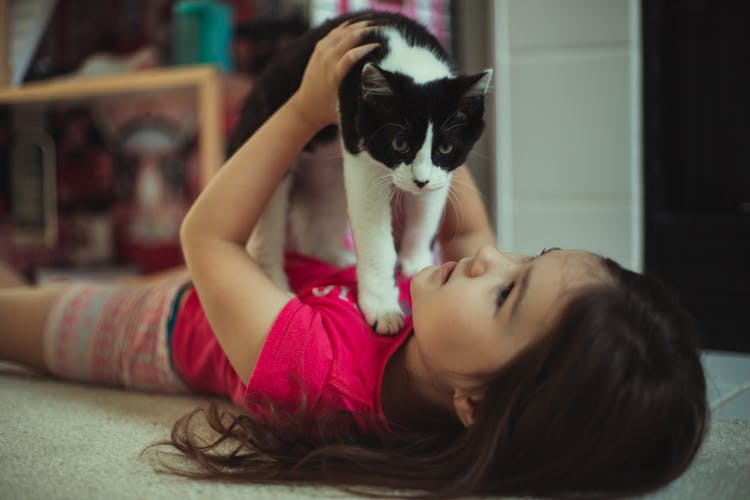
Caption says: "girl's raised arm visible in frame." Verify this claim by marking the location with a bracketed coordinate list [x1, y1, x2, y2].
[180, 22, 378, 384]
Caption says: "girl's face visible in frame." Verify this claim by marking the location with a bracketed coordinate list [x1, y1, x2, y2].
[410, 246, 609, 390]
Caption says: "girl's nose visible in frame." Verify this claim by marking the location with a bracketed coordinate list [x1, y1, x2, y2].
[469, 245, 502, 277]
[469, 246, 525, 277]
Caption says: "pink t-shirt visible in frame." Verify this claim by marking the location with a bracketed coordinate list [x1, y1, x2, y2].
[171, 253, 413, 432]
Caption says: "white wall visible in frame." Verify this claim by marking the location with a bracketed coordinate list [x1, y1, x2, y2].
[491, 0, 642, 271]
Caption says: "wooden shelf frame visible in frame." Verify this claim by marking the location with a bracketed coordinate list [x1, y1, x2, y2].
[0, 65, 223, 185]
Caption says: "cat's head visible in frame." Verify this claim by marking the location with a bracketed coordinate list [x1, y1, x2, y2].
[355, 64, 492, 194]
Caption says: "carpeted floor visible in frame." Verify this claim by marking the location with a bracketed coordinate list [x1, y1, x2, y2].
[1, 362, 748, 500]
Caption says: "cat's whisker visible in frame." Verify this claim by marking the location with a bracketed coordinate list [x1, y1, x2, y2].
[437, 110, 464, 134]
[467, 149, 490, 163]
[367, 175, 393, 196]
[392, 185, 405, 213]
[446, 187, 466, 235]
[450, 176, 490, 204]
[449, 177, 474, 189]
[439, 123, 465, 134]
[391, 189, 408, 233]
[388, 185, 398, 208]
[454, 176, 487, 194]
[373, 172, 392, 189]
[440, 196, 464, 243]
[374, 184, 392, 199]
[371, 122, 406, 138]
[449, 194, 465, 221]
[447, 187, 464, 203]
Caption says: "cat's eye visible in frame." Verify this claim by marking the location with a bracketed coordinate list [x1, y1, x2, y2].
[437, 143, 454, 155]
[391, 137, 409, 153]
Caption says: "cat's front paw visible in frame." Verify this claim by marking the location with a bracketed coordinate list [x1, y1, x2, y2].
[371, 310, 404, 335]
[358, 286, 404, 335]
[398, 249, 435, 277]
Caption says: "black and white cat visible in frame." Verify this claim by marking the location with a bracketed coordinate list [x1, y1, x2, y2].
[230, 11, 492, 334]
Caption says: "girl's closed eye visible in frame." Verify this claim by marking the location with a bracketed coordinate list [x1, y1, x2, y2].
[497, 248, 558, 310]
[496, 283, 514, 308]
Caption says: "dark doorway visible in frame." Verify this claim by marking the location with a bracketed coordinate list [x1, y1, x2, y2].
[642, 1, 750, 351]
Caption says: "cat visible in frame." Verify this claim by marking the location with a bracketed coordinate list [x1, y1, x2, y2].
[229, 11, 492, 334]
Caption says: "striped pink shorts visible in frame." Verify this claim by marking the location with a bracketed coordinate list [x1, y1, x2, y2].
[43, 274, 191, 394]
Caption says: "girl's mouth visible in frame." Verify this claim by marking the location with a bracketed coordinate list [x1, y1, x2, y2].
[441, 261, 457, 284]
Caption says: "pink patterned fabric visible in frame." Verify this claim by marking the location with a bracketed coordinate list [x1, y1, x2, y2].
[43, 276, 190, 393]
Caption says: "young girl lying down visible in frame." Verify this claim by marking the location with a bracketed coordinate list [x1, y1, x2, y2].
[0, 22, 706, 498]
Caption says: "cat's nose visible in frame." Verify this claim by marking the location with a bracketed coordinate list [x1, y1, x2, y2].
[414, 179, 429, 189]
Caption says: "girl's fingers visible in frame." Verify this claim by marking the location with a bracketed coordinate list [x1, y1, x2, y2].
[327, 21, 374, 53]
[337, 42, 380, 78]
[325, 20, 369, 46]
[331, 28, 376, 68]
[334, 19, 371, 32]
[339, 26, 375, 48]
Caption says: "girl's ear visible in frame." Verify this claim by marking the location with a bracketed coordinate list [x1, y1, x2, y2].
[453, 391, 483, 427]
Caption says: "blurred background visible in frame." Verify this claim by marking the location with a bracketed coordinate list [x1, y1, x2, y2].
[0, 0, 748, 353]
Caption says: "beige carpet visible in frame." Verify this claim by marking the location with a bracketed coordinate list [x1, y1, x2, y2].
[1, 362, 748, 500]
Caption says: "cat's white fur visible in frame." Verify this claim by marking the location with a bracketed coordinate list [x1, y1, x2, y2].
[376, 28, 452, 83]
[248, 27, 460, 334]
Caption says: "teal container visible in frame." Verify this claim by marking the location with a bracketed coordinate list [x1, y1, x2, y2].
[172, 0, 233, 72]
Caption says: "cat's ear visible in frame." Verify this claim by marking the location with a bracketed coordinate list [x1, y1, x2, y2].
[458, 69, 493, 117]
[462, 69, 493, 99]
[361, 63, 394, 99]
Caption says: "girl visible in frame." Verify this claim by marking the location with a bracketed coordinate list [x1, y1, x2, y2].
[0, 22, 706, 498]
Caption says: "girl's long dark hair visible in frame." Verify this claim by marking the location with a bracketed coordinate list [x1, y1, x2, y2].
[147, 258, 707, 498]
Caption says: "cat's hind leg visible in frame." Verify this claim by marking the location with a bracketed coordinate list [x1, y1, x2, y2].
[246, 173, 293, 291]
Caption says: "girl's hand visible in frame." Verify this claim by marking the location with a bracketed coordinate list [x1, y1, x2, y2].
[289, 21, 379, 131]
